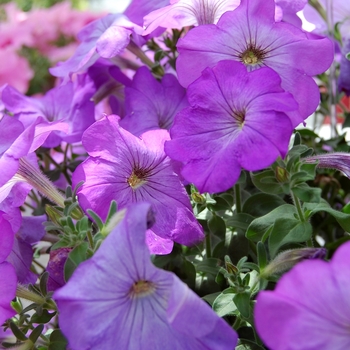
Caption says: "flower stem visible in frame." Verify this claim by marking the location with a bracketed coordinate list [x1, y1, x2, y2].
[291, 192, 305, 222]
[234, 183, 242, 213]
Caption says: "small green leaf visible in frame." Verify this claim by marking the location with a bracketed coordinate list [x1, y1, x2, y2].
[306, 199, 350, 232]
[208, 215, 226, 239]
[49, 330, 68, 350]
[196, 258, 220, 278]
[268, 219, 313, 257]
[31, 309, 56, 324]
[251, 169, 289, 194]
[226, 213, 254, 230]
[29, 324, 44, 343]
[10, 322, 27, 341]
[257, 242, 267, 270]
[233, 292, 251, 318]
[212, 291, 237, 317]
[64, 242, 89, 281]
[291, 183, 321, 203]
[246, 204, 296, 242]
[242, 193, 286, 217]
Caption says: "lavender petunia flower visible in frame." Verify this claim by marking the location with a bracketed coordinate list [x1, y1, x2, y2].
[255, 241, 350, 349]
[73, 115, 204, 254]
[143, 0, 240, 35]
[2, 76, 95, 146]
[54, 202, 238, 350]
[0, 115, 68, 192]
[176, 0, 334, 120]
[339, 39, 350, 96]
[165, 60, 297, 194]
[303, 152, 350, 177]
[0, 213, 16, 325]
[50, 14, 143, 78]
[119, 66, 188, 136]
[7, 215, 46, 285]
[46, 248, 71, 292]
[124, 0, 169, 26]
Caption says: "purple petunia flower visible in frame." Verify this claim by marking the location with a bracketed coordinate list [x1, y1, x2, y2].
[7, 215, 46, 285]
[176, 0, 334, 120]
[49, 14, 143, 78]
[143, 0, 240, 35]
[255, 241, 350, 349]
[119, 66, 188, 136]
[54, 202, 238, 349]
[338, 39, 350, 96]
[0, 212, 16, 325]
[2, 76, 95, 147]
[165, 60, 298, 194]
[73, 115, 204, 254]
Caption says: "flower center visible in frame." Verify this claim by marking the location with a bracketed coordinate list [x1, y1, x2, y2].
[129, 280, 156, 298]
[232, 109, 246, 127]
[127, 168, 148, 189]
[240, 43, 266, 66]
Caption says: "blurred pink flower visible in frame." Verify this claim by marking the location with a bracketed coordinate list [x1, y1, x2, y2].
[0, 47, 33, 93]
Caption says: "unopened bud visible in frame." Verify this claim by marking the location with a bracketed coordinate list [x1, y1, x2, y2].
[191, 192, 206, 204]
[275, 166, 289, 182]
[261, 247, 327, 278]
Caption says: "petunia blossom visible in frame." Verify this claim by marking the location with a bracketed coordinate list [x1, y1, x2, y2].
[2, 74, 96, 146]
[54, 202, 238, 350]
[72, 115, 204, 254]
[143, 0, 240, 35]
[176, 0, 334, 120]
[0, 212, 17, 325]
[120, 66, 188, 136]
[165, 60, 298, 194]
[50, 14, 143, 78]
[254, 241, 350, 349]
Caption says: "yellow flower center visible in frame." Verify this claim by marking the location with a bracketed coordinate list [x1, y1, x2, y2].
[129, 280, 156, 298]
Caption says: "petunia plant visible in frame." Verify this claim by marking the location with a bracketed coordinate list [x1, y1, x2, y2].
[1, 0, 350, 349]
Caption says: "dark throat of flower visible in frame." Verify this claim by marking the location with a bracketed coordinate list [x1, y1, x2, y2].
[127, 167, 149, 190]
[129, 280, 156, 298]
[239, 43, 266, 67]
[232, 109, 246, 128]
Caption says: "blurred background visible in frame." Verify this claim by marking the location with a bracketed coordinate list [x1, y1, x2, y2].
[0, 0, 131, 12]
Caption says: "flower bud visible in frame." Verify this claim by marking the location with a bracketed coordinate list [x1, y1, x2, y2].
[261, 247, 327, 278]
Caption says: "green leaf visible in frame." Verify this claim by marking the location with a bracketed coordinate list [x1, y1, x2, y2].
[226, 213, 254, 231]
[246, 204, 296, 242]
[212, 291, 237, 317]
[233, 292, 251, 318]
[29, 324, 44, 343]
[242, 193, 286, 217]
[195, 258, 220, 278]
[10, 322, 27, 341]
[49, 330, 68, 350]
[257, 242, 267, 270]
[291, 183, 321, 203]
[268, 218, 312, 257]
[31, 309, 56, 324]
[251, 169, 289, 195]
[208, 215, 226, 239]
[305, 199, 350, 232]
[64, 242, 89, 281]
[236, 339, 266, 350]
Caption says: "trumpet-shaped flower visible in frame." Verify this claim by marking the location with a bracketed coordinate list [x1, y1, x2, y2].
[255, 241, 350, 349]
[143, 0, 240, 35]
[50, 14, 143, 78]
[176, 0, 334, 120]
[120, 66, 188, 136]
[73, 115, 204, 254]
[165, 60, 297, 193]
[54, 202, 238, 350]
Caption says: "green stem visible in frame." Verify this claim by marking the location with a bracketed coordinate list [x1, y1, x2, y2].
[234, 183, 242, 213]
[292, 191, 305, 222]
[205, 233, 212, 258]
[308, 0, 327, 22]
